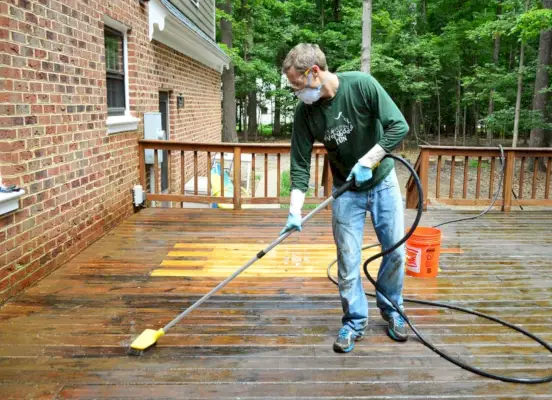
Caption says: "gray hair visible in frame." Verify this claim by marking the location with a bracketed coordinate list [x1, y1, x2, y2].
[282, 43, 328, 74]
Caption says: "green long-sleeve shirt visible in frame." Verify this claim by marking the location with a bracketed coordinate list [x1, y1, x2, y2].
[290, 72, 409, 192]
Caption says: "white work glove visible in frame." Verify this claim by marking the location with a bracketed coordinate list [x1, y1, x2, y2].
[280, 189, 305, 235]
[358, 144, 387, 170]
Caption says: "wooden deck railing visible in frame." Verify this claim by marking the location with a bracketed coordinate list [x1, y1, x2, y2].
[138, 140, 332, 209]
[406, 146, 552, 212]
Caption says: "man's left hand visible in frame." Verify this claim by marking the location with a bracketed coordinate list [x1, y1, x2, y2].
[347, 163, 373, 187]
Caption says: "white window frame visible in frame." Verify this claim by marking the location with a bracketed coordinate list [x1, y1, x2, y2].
[0, 176, 25, 216]
[104, 16, 139, 134]
[191, 0, 199, 7]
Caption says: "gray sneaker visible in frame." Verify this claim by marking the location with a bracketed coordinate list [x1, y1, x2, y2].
[333, 327, 363, 353]
[381, 311, 408, 342]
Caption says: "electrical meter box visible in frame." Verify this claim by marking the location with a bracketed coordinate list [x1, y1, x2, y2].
[144, 112, 165, 164]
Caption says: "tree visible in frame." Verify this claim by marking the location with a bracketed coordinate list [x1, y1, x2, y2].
[220, 0, 239, 143]
[529, 0, 552, 155]
[513, 0, 531, 148]
[488, 0, 502, 146]
[216, 0, 552, 147]
[361, 0, 372, 73]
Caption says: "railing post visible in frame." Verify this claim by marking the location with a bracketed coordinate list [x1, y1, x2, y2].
[419, 148, 429, 211]
[138, 142, 146, 189]
[233, 146, 242, 210]
[502, 149, 515, 212]
[406, 153, 421, 209]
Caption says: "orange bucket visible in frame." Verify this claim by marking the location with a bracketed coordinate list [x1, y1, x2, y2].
[405, 227, 442, 278]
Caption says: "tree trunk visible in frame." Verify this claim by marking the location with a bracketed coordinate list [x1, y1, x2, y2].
[361, 0, 372, 74]
[419, 101, 427, 143]
[420, 0, 427, 29]
[333, 0, 341, 22]
[513, 0, 531, 148]
[474, 105, 480, 145]
[463, 105, 467, 146]
[455, 76, 461, 146]
[487, 1, 501, 146]
[243, 97, 248, 141]
[274, 94, 281, 136]
[247, 91, 257, 140]
[437, 88, 442, 145]
[237, 98, 242, 133]
[319, 0, 325, 28]
[530, 0, 552, 157]
[512, 41, 525, 148]
[220, 0, 238, 143]
[410, 101, 419, 144]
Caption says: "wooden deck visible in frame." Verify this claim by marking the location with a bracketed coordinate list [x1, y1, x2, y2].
[1, 208, 551, 399]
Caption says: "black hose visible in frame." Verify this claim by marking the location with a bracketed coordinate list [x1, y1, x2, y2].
[327, 152, 552, 384]
[433, 145, 505, 228]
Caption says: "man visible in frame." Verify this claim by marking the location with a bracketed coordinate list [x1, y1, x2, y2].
[280, 43, 409, 353]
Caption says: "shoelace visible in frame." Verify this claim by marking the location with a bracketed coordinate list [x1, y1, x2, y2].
[394, 316, 405, 328]
[338, 327, 351, 338]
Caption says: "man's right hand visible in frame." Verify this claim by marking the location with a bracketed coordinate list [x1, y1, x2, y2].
[280, 212, 302, 235]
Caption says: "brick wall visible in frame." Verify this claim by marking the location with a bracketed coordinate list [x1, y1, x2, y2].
[0, 0, 222, 302]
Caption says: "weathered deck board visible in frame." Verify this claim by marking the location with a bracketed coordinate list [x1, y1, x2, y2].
[0, 208, 551, 399]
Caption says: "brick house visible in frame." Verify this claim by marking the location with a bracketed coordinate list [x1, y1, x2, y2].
[0, 0, 230, 302]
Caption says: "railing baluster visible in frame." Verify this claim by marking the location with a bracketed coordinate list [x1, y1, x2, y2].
[489, 157, 495, 199]
[546, 157, 551, 200]
[194, 151, 198, 196]
[233, 147, 241, 210]
[502, 150, 515, 212]
[251, 153, 256, 197]
[462, 156, 468, 199]
[180, 151, 185, 200]
[154, 150, 160, 195]
[207, 151, 211, 196]
[167, 150, 171, 195]
[436, 155, 442, 199]
[220, 152, 224, 198]
[264, 153, 268, 197]
[532, 157, 539, 199]
[449, 156, 456, 198]
[475, 156, 482, 199]
[139, 143, 146, 189]
[315, 154, 320, 197]
[519, 157, 525, 199]
[277, 153, 281, 198]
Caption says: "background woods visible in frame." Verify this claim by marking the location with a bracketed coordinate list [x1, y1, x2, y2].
[216, 0, 552, 153]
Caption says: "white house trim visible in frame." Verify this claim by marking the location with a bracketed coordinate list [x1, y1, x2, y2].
[0, 189, 25, 216]
[148, 0, 230, 73]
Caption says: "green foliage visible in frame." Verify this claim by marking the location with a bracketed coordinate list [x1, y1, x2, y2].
[484, 108, 552, 134]
[217, 0, 552, 144]
[514, 8, 552, 41]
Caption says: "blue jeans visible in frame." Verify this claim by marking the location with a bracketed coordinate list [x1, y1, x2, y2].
[332, 169, 405, 334]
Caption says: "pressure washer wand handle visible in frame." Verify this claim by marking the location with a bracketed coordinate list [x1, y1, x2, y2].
[162, 180, 355, 333]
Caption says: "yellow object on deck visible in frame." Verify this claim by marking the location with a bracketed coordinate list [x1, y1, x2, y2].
[210, 163, 255, 209]
[130, 328, 165, 351]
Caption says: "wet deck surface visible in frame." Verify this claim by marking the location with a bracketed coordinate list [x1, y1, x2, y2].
[1, 208, 551, 399]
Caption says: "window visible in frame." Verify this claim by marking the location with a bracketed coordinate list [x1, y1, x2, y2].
[104, 27, 125, 116]
[103, 16, 138, 134]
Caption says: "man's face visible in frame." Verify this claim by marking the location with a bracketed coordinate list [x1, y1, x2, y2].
[286, 66, 320, 92]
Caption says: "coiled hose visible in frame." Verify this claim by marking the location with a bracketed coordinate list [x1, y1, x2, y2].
[326, 150, 552, 384]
